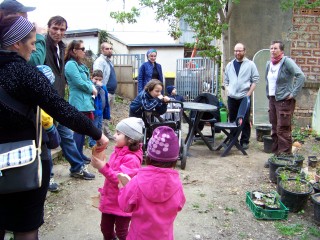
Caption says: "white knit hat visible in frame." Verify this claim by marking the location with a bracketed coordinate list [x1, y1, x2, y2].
[116, 117, 145, 140]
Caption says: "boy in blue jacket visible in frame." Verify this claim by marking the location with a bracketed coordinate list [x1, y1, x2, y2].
[166, 85, 185, 102]
[89, 70, 111, 147]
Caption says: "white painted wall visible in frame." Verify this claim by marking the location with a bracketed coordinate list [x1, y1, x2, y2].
[129, 48, 184, 75]
[64, 36, 100, 55]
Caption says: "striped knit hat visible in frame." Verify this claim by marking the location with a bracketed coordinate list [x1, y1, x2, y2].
[1, 16, 34, 48]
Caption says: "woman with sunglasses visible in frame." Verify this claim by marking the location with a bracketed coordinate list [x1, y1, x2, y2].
[65, 40, 97, 164]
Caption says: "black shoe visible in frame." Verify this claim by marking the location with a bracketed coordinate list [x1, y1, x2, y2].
[48, 178, 59, 192]
[70, 166, 95, 180]
[241, 143, 249, 150]
[264, 161, 269, 168]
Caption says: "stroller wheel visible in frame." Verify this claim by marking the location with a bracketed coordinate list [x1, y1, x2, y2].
[180, 139, 187, 170]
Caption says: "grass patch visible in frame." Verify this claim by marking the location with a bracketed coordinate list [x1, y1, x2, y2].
[309, 226, 320, 238]
[192, 203, 200, 210]
[274, 222, 304, 236]
[224, 207, 237, 213]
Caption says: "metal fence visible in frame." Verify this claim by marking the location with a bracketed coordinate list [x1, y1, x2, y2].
[176, 57, 219, 101]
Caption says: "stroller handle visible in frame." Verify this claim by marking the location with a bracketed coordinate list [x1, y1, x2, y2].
[168, 100, 184, 109]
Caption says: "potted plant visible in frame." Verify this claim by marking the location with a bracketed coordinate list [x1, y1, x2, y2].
[315, 168, 320, 182]
[263, 135, 273, 153]
[308, 156, 318, 168]
[264, 193, 281, 210]
[275, 166, 302, 194]
[313, 182, 320, 194]
[311, 193, 320, 223]
[268, 155, 297, 183]
[278, 176, 313, 213]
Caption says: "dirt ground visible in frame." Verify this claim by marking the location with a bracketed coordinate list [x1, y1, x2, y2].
[38, 99, 320, 240]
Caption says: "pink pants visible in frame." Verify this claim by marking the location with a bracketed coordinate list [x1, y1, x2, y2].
[100, 213, 131, 240]
[268, 97, 296, 155]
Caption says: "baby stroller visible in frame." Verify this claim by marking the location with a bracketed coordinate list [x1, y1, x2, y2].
[142, 100, 187, 169]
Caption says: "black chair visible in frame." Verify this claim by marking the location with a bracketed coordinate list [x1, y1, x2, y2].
[214, 96, 250, 157]
[189, 93, 220, 143]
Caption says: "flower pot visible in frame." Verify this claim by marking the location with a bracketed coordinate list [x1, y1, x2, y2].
[308, 156, 318, 168]
[256, 126, 271, 142]
[311, 193, 320, 223]
[313, 182, 320, 194]
[263, 135, 273, 153]
[268, 157, 296, 183]
[275, 166, 301, 194]
[315, 173, 320, 183]
[279, 179, 313, 213]
[277, 154, 305, 168]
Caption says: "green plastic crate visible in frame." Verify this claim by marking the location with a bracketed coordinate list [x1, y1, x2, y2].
[246, 191, 288, 220]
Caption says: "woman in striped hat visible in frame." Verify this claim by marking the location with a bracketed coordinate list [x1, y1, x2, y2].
[0, 15, 109, 239]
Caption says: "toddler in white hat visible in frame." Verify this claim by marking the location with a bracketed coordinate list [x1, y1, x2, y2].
[91, 117, 144, 240]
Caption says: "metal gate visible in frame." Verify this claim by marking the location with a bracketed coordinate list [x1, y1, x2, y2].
[113, 54, 145, 79]
[176, 57, 219, 101]
[112, 54, 145, 99]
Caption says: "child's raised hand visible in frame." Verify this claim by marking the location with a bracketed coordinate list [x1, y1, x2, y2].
[117, 173, 131, 188]
[91, 155, 105, 170]
[157, 94, 164, 100]
[91, 146, 106, 170]
[92, 87, 98, 96]
[163, 96, 171, 103]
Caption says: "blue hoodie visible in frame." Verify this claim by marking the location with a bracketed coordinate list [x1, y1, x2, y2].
[93, 85, 110, 120]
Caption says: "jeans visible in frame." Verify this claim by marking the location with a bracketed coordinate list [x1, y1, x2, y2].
[228, 96, 251, 145]
[101, 213, 131, 240]
[89, 115, 103, 147]
[57, 124, 84, 173]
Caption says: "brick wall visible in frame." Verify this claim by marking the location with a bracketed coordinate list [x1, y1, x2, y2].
[290, 6, 320, 126]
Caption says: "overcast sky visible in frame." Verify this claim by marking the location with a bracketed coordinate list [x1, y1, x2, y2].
[19, 0, 169, 32]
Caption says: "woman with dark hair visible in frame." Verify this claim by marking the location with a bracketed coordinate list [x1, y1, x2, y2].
[0, 15, 108, 239]
[137, 48, 164, 93]
[64, 40, 97, 164]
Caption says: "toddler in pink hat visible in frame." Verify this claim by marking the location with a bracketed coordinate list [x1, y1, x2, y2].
[118, 126, 186, 240]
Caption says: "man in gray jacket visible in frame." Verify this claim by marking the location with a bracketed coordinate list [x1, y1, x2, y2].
[224, 43, 259, 150]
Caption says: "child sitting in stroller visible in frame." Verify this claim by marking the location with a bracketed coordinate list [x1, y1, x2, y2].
[129, 79, 170, 119]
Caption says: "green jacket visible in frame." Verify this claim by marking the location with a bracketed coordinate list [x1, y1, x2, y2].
[29, 34, 46, 66]
[265, 56, 305, 101]
[65, 59, 94, 112]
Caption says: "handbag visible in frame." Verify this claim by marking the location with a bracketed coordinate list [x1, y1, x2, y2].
[0, 86, 42, 194]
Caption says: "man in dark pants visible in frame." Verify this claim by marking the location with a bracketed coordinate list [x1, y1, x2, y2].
[45, 16, 95, 180]
[224, 43, 259, 150]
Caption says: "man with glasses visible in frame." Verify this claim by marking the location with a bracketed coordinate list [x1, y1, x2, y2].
[93, 42, 118, 140]
[45, 16, 95, 180]
[224, 43, 259, 150]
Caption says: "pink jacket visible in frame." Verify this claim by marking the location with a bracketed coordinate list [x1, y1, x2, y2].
[98, 145, 143, 216]
[118, 165, 186, 240]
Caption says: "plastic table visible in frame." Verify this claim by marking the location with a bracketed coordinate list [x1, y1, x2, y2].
[183, 102, 217, 151]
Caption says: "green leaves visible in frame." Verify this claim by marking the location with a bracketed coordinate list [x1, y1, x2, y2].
[109, 0, 234, 60]
[280, 0, 320, 10]
[110, 7, 140, 24]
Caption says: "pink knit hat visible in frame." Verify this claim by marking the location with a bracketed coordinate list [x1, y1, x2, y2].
[147, 126, 179, 162]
